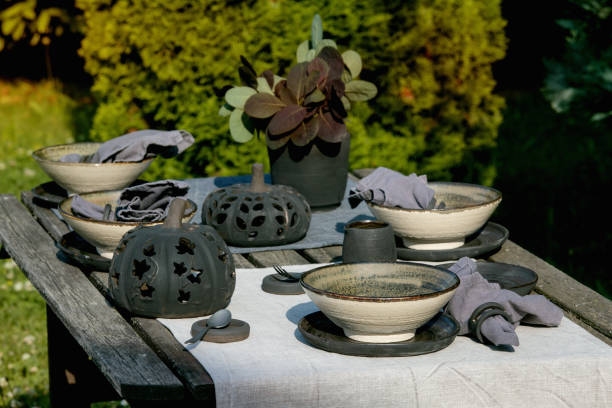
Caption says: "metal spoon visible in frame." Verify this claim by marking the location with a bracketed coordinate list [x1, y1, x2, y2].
[184, 309, 232, 344]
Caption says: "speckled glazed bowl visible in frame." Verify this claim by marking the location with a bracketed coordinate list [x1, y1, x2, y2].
[300, 262, 459, 343]
[32, 143, 154, 194]
[368, 182, 501, 250]
[59, 190, 196, 258]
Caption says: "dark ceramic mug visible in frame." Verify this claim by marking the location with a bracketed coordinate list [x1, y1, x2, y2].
[342, 220, 397, 263]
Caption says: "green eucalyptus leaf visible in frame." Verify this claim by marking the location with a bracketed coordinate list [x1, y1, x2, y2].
[267, 105, 307, 135]
[229, 109, 254, 143]
[316, 39, 337, 55]
[296, 40, 309, 63]
[342, 50, 362, 78]
[341, 96, 351, 111]
[306, 48, 316, 62]
[225, 87, 257, 109]
[244, 93, 286, 118]
[304, 88, 325, 105]
[219, 103, 233, 117]
[344, 80, 377, 102]
[311, 14, 323, 50]
[256, 77, 273, 94]
[341, 69, 352, 83]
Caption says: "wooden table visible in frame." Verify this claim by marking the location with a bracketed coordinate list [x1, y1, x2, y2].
[0, 179, 610, 407]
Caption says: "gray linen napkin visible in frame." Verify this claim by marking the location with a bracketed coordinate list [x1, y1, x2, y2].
[70, 180, 191, 222]
[61, 129, 194, 163]
[348, 167, 436, 209]
[446, 257, 563, 346]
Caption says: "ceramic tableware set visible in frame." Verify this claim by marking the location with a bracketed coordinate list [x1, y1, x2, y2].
[33, 142, 531, 351]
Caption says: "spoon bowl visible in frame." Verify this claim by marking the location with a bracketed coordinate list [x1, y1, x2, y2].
[185, 309, 232, 344]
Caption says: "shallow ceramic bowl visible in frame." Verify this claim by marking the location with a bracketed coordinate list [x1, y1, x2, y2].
[59, 191, 197, 258]
[300, 262, 459, 343]
[368, 182, 501, 250]
[32, 143, 154, 194]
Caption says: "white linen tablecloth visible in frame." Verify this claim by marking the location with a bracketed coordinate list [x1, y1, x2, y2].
[158, 265, 612, 408]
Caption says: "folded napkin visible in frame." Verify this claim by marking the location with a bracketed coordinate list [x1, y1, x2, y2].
[348, 167, 436, 209]
[71, 180, 191, 222]
[446, 257, 563, 346]
[61, 129, 194, 163]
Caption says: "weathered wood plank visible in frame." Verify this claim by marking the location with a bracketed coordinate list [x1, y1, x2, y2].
[300, 246, 342, 264]
[46, 306, 121, 406]
[0, 194, 184, 400]
[246, 249, 310, 267]
[233, 253, 255, 268]
[490, 240, 612, 344]
[19, 193, 219, 402]
[87, 271, 216, 402]
[21, 191, 67, 243]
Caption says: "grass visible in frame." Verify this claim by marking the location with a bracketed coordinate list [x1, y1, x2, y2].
[0, 81, 123, 408]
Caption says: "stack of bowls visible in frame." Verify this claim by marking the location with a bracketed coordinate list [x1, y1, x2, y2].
[33, 142, 195, 258]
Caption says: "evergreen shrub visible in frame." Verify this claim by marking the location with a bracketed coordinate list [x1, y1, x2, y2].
[76, 0, 506, 182]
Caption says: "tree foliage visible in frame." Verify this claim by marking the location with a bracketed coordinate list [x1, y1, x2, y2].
[543, 0, 612, 124]
[75, 0, 506, 182]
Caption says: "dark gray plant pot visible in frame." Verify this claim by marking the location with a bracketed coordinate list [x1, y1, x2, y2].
[269, 136, 350, 208]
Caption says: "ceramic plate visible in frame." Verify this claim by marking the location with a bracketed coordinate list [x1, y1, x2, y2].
[396, 222, 509, 262]
[298, 311, 458, 357]
[31, 181, 68, 207]
[57, 231, 111, 271]
[439, 261, 538, 296]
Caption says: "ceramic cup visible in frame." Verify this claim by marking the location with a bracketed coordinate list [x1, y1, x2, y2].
[342, 220, 397, 263]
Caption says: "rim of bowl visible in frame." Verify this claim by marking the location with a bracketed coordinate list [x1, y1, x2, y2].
[368, 181, 501, 213]
[59, 194, 197, 226]
[32, 142, 155, 165]
[300, 262, 460, 302]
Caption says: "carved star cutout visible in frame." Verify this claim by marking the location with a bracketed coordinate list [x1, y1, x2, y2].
[132, 259, 150, 279]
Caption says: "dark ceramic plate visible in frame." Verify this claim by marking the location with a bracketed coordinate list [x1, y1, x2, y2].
[31, 179, 149, 208]
[298, 311, 459, 357]
[261, 274, 304, 295]
[190, 319, 250, 343]
[31, 181, 68, 207]
[396, 222, 509, 262]
[439, 261, 538, 296]
[57, 231, 111, 271]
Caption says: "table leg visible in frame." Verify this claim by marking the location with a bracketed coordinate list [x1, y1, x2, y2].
[47, 305, 120, 407]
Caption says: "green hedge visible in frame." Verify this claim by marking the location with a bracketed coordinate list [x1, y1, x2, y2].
[76, 0, 506, 183]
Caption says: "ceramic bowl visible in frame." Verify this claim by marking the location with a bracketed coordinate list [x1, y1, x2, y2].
[300, 262, 459, 343]
[59, 191, 197, 258]
[32, 143, 154, 194]
[368, 182, 501, 250]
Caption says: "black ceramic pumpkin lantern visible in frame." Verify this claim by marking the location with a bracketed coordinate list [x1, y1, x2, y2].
[108, 198, 235, 318]
[202, 163, 311, 246]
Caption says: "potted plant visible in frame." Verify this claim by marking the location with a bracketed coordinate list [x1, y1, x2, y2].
[220, 14, 377, 208]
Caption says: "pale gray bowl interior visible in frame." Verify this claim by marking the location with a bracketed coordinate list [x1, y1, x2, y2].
[430, 182, 501, 210]
[34, 143, 101, 161]
[302, 263, 458, 299]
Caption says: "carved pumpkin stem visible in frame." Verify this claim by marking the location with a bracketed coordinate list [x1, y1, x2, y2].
[249, 163, 271, 193]
[165, 198, 186, 229]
